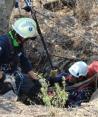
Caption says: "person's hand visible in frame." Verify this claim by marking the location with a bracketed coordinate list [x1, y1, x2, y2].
[28, 70, 38, 80]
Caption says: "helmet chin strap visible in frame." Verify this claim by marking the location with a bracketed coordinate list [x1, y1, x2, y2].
[8, 31, 19, 47]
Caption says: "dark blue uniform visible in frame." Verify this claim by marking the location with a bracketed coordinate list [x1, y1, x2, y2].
[0, 34, 41, 99]
[0, 34, 33, 73]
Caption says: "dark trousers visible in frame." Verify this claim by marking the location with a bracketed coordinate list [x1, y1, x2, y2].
[15, 74, 41, 97]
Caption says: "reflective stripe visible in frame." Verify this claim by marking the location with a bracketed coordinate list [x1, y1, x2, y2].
[25, 0, 32, 6]
[0, 47, 2, 51]
[18, 52, 22, 57]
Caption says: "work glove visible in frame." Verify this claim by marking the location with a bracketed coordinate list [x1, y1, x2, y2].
[48, 71, 66, 85]
[49, 69, 58, 78]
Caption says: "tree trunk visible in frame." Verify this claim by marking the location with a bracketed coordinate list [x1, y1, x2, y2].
[0, 0, 15, 34]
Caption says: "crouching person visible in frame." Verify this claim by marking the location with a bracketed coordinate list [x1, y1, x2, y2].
[0, 17, 42, 103]
[14, 71, 41, 104]
[0, 71, 41, 104]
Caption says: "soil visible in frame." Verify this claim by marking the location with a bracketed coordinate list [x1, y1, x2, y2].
[1, 1, 98, 117]
[0, 89, 98, 117]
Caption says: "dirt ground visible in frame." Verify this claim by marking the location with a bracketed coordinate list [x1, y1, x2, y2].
[1, 1, 98, 117]
[0, 89, 98, 117]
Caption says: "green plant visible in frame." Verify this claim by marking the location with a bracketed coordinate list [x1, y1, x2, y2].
[38, 74, 68, 108]
[51, 77, 68, 108]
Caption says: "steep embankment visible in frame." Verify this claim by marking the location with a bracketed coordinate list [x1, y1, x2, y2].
[0, 90, 98, 117]
[1, 1, 98, 117]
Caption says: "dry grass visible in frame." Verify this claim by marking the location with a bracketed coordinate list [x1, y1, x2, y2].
[1, 1, 98, 116]
[74, 0, 95, 25]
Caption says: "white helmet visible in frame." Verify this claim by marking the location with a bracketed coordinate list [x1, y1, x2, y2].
[12, 18, 38, 38]
[68, 61, 88, 78]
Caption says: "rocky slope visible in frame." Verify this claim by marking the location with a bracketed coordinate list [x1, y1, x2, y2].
[1, 1, 98, 117]
[0, 89, 98, 117]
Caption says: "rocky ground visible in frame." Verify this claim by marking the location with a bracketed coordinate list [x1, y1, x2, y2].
[10, 1, 98, 66]
[1, 1, 98, 117]
[0, 89, 98, 117]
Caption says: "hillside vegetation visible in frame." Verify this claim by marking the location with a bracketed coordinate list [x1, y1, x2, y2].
[1, 0, 98, 116]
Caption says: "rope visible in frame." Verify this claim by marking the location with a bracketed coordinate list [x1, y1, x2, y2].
[16, 0, 98, 52]
[16, 1, 98, 69]
[16, 0, 98, 50]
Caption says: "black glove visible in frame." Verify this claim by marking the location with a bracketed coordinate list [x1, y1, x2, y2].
[23, 6, 31, 12]
[15, 2, 19, 8]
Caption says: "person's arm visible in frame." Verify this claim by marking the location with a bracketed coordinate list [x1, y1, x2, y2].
[28, 70, 38, 79]
[18, 52, 38, 79]
[48, 72, 67, 83]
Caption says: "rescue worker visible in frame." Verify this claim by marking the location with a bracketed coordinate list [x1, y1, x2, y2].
[0, 18, 41, 100]
[66, 61, 97, 107]
[48, 61, 98, 107]
[69, 61, 97, 79]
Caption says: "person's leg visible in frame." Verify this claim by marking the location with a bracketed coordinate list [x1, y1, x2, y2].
[15, 73, 42, 104]
[15, 74, 41, 97]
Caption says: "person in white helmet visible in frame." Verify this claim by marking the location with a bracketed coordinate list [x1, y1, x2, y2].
[69, 61, 88, 78]
[48, 60, 98, 107]
[48, 61, 89, 85]
[65, 60, 98, 107]
[68, 60, 98, 81]
[0, 18, 41, 100]
[68, 61, 88, 83]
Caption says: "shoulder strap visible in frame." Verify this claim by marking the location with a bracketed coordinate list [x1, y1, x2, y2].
[8, 31, 19, 47]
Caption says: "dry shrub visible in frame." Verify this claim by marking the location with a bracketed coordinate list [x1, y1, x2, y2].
[74, 0, 94, 25]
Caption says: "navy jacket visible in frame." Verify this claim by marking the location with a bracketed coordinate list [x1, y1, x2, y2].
[0, 34, 33, 73]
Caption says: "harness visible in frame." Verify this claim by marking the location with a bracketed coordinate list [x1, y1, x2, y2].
[8, 31, 19, 47]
